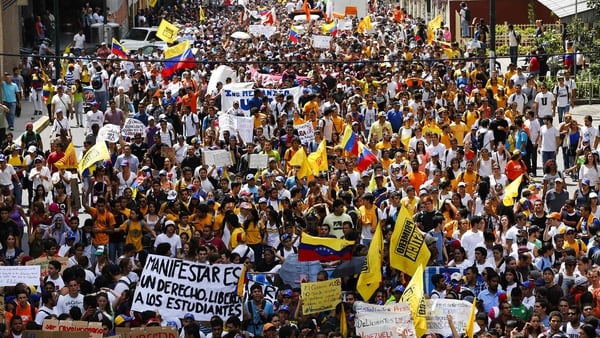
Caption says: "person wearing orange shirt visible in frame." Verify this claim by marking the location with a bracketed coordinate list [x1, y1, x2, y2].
[180, 85, 199, 113]
[6, 289, 37, 328]
[82, 195, 115, 248]
[407, 159, 427, 191]
[505, 150, 529, 182]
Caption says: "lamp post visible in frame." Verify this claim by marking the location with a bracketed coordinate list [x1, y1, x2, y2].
[489, 0, 496, 78]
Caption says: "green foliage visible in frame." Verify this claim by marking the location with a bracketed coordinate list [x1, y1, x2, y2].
[493, 25, 561, 56]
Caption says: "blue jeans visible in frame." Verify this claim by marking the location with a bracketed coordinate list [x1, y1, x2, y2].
[542, 151, 556, 168]
[461, 21, 469, 37]
[108, 241, 123, 263]
[557, 105, 570, 123]
[95, 90, 108, 112]
[3, 101, 16, 128]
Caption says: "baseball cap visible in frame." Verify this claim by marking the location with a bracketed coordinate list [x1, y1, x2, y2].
[548, 212, 561, 220]
[278, 304, 291, 313]
[94, 245, 105, 256]
[0, 154, 6, 162]
[258, 197, 268, 204]
[115, 315, 133, 326]
[555, 177, 563, 183]
[246, 174, 255, 181]
[167, 190, 178, 201]
[183, 313, 195, 320]
[264, 323, 277, 331]
[393, 285, 405, 293]
[591, 192, 598, 198]
[164, 220, 176, 227]
[458, 182, 466, 187]
[582, 178, 591, 186]
[28, 145, 37, 153]
[239, 202, 252, 209]
[121, 160, 129, 167]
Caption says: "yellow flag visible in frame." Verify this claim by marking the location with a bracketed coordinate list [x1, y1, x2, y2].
[199, 6, 206, 22]
[156, 19, 180, 43]
[357, 223, 382, 301]
[399, 263, 427, 338]
[55, 142, 78, 169]
[339, 302, 348, 338]
[465, 297, 477, 338]
[289, 147, 311, 178]
[321, 20, 337, 35]
[502, 174, 523, 206]
[307, 140, 328, 175]
[149, 0, 158, 7]
[78, 142, 109, 175]
[427, 14, 442, 44]
[164, 40, 191, 59]
[389, 206, 431, 276]
[357, 15, 371, 34]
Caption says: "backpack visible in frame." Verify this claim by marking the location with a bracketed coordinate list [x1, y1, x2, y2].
[91, 72, 103, 90]
[512, 30, 521, 44]
[476, 130, 487, 151]
[464, 8, 471, 22]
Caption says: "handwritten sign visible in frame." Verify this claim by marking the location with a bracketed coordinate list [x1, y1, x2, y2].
[42, 319, 103, 338]
[116, 326, 178, 338]
[131, 255, 243, 321]
[0, 266, 41, 286]
[121, 118, 147, 140]
[297, 122, 315, 144]
[426, 299, 478, 337]
[249, 25, 277, 38]
[218, 115, 255, 144]
[249, 154, 269, 169]
[243, 281, 278, 303]
[98, 124, 121, 143]
[203, 149, 234, 167]
[312, 35, 332, 49]
[354, 302, 416, 338]
[24, 331, 88, 338]
[301, 278, 341, 314]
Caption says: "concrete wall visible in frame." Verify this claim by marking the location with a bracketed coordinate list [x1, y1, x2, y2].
[1, 1, 22, 74]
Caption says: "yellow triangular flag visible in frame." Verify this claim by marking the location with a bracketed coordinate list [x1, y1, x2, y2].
[427, 14, 442, 44]
[307, 140, 328, 175]
[289, 147, 311, 178]
[465, 297, 477, 338]
[389, 206, 431, 275]
[357, 15, 371, 34]
[78, 142, 109, 175]
[357, 223, 382, 301]
[502, 174, 523, 206]
[199, 6, 206, 22]
[156, 19, 180, 43]
[149, 0, 158, 7]
[400, 263, 427, 338]
[55, 142, 78, 169]
[340, 302, 348, 338]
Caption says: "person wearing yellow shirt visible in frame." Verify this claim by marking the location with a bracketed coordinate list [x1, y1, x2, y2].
[284, 137, 301, 172]
[292, 110, 306, 126]
[352, 72, 386, 96]
[359, 193, 378, 246]
[495, 86, 509, 110]
[423, 115, 442, 137]
[400, 185, 420, 214]
[440, 124, 453, 149]
[450, 114, 468, 146]
[369, 112, 392, 142]
[302, 96, 320, 116]
[332, 107, 345, 136]
[376, 132, 392, 151]
[504, 64, 517, 84]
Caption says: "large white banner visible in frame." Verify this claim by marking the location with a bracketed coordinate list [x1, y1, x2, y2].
[354, 302, 416, 338]
[221, 86, 303, 114]
[426, 299, 478, 337]
[249, 25, 277, 38]
[207, 65, 239, 96]
[131, 255, 243, 321]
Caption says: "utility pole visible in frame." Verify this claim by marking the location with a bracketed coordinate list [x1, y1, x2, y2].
[54, 0, 61, 80]
[489, 0, 496, 78]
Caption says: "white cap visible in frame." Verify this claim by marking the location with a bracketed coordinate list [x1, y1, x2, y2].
[28, 145, 37, 153]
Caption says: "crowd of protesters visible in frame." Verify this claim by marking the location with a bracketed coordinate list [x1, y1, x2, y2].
[1, 1, 598, 338]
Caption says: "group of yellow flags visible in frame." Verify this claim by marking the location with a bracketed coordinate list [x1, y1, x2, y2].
[288, 140, 329, 178]
[355, 205, 476, 338]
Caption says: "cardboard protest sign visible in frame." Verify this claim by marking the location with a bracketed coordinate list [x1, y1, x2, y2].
[131, 254, 244, 321]
[24, 331, 88, 338]
[249, 154, 269, 169]
[426, 299, 478, 337]
[354, 302, 416, 338]
[42, 319, 103, 338]
[116, 326, 178, 338]
[218, 115, 254, 143]
[203, 149, 234, 167]
[297, 122, 315, 144]
[98, 124, 121, 143]
[243, 280, 279, 303]
[301, 278, 342, 314]
[121, 118, 147, 140]
[26, 257, 68, 280]
[0, 266, 41, 286]
[312, 35, 332, 49]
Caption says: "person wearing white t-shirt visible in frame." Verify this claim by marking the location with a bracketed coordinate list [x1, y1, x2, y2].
[462, 215, 485, 260]
[580, 115, 599, 149]
[55, 279, 84, 316]
[537, 116, 560, 170]
[72, 29, 86, 56]
[534, 84, 555, 119]
[553, 76, 571, 123]
[154, 221, 182, 258]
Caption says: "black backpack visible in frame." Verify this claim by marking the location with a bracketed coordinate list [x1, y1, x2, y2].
[464, 8, 471, 21]
[91, 72, 103, 90]
[477, 130, 486, 150]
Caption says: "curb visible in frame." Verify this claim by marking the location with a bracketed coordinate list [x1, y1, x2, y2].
[18, 116, 50, 142]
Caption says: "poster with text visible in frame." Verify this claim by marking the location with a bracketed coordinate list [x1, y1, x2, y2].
[131, 255, 244, 321]
[354, 302, 416, 338]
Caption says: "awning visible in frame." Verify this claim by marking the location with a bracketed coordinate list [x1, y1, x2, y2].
[537, 0, 592, 18]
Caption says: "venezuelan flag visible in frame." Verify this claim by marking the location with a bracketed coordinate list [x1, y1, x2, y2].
[289, 26, 300, 43]
[162, 41, 195, 78]
[341, 125, 358, 155]
[321, 20, 338, 36]
[298, 233, 353, 261]
[356, 142, 377, 172]
[111, 38, 129, 59]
